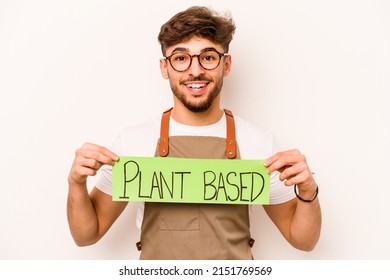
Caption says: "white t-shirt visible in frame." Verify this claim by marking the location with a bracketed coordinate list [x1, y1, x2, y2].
[96, 113, 295, 229]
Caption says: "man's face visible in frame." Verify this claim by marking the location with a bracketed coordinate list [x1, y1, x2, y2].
[160, 36, 232, 113]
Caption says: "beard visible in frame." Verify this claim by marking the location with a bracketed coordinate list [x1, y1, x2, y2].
[169, 74, 223, 113]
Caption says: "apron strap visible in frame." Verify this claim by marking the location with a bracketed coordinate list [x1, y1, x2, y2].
[223, 109, 237, 159]
[159, 108, 237, 159]
[159, 107, 172, 157]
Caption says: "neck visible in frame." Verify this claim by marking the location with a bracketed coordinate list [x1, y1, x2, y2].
[171, 102, 224, 126]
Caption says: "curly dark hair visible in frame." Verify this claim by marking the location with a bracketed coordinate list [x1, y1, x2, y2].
[158, 6, 236, 55]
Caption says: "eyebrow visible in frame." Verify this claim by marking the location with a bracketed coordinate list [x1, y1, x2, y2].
[170, 47, 219, 55]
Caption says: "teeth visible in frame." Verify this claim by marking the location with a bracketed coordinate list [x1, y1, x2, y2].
[187, 83, 206, 89]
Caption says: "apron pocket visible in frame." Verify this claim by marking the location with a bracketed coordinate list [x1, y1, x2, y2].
[159, 203, 200, 231]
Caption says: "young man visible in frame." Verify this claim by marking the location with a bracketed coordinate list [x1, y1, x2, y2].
[67, 6, 321, 259]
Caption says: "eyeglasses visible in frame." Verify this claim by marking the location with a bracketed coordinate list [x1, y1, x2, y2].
[164, 50, 228, 72]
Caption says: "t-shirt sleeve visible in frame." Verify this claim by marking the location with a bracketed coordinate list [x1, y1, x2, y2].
[95, 134, 122, 196]
[235, 117, 296, 205]
[269, 171, 296, 204]
[94, 117, 160, 196]
[268, 141, 296, 204]
[95, 165, 114, 195]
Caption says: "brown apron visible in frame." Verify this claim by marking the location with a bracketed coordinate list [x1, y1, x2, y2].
[138, 108, 253, 259]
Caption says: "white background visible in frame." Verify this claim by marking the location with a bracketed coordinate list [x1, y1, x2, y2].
[0, 0, 389, 260]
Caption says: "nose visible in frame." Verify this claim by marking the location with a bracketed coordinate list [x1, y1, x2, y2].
[187, 55, 205, 76]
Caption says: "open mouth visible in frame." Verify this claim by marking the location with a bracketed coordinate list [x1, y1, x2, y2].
[184, 82, 209, 93]
[187, 83, 207, 89]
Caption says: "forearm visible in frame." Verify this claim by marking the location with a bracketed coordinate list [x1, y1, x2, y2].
[264, 149, 322, 251]
[67, 181, 100, 246]
[289, 196, 322, 251]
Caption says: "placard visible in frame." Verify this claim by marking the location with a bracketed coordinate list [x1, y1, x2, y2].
[112, 156, 270, 204]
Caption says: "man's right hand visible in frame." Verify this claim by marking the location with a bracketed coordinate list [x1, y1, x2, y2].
[67, 142, 123, 246]
[68, 142, 119, 185]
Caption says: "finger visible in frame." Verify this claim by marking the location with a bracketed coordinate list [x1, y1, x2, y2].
[279, 162, 307, 182]
[264, 149, 300, 167]
[81, 142, 119, 161]
[82, 149, 117, 166]
[284, 169, 312, 187]
[267, 154, 305, 174]
[68, 165, 99, 184]
[75, 165, 99, 177]
[76, 147, 117, 166]
[79, 158, 104, 171]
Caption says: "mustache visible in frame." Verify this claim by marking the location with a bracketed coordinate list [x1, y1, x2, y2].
[181, 75, 213, 83]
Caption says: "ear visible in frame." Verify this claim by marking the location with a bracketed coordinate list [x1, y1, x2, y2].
[160, 58, 169, 80]
[223, 55, 232, 77]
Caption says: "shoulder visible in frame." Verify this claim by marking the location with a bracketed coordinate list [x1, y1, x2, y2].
[234, 115, 273, 141]
[233, 115, 275, 159]
[119, 114, 160, 138]
[112, 114, 160, 156]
